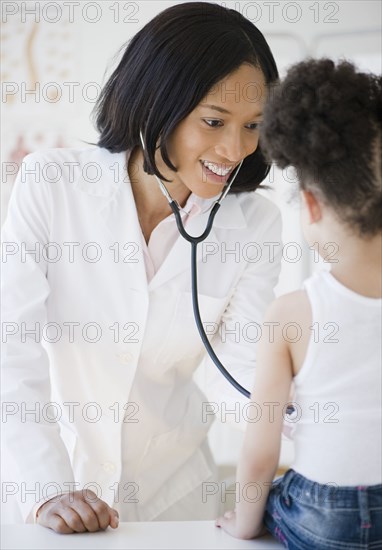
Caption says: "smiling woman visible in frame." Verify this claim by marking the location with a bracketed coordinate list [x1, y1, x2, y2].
[94, 2, 277, 194]
[127, 63, 267, 224]
[2, 1, 283, 536]
[160, 64, 267, 195]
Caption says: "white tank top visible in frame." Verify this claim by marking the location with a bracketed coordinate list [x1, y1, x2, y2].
[291, 270, 382, 486]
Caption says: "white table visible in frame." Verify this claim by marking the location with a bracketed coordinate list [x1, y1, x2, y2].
[1, 521, 283, 549]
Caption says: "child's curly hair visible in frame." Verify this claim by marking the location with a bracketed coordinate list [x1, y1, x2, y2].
[260, 58, 381, 236]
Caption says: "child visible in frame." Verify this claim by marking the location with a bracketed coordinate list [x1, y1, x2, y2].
[216, 59, 382, 548]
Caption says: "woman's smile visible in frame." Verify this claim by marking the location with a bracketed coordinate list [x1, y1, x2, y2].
[161, 63, 266, 198]
[199, 159, 235, 185]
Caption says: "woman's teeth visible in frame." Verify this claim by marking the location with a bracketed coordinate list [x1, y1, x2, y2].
[202, 160, 233, 177]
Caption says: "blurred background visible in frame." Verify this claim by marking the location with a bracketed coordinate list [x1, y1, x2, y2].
[1, 0, 381, 499]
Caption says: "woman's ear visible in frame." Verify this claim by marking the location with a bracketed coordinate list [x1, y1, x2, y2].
[301, 189, 322, 224]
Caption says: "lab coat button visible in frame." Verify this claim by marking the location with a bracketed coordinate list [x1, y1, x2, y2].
[102, 462, 116, 473]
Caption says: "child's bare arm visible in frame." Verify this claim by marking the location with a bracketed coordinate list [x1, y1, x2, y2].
[216, 291, 308, 539]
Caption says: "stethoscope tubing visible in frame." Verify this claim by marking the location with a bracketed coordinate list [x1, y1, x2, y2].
[190, 241, 251, 399]
[139, 130, 250, 398]
[173, 194, 295, 414]
[170, 200, 251, 398]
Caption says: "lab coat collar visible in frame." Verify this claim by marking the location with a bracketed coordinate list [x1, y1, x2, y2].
[75, 147, 247, 230]
[210, 194, 247, 229]
[183, 192, 247, 229]
[72, 147, 124, 198]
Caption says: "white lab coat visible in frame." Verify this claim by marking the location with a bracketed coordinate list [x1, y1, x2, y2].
[1, 146, 282, 523]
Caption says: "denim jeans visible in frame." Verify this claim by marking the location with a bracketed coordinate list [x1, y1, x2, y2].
[264, 469, 382, 549]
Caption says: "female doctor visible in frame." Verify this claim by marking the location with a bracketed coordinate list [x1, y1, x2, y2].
[1, 1, 282, 533]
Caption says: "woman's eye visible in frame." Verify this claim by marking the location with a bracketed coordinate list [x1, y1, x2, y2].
[203, 119, 260, 130]
[203, 119, 223, 128]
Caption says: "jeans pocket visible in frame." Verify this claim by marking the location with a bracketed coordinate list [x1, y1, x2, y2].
[273, 495, 367, 549]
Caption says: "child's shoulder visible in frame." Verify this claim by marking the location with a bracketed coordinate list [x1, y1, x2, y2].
[265, 289, 311, 325]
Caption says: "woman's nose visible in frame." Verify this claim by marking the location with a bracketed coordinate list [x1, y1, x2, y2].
[214, 129, 254, 163]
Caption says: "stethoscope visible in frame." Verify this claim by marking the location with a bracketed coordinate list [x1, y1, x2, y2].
[139, 134, 295, 415]
[139, 130, 252, 398]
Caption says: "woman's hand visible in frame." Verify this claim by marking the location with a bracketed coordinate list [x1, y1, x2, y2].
[215, 509, 268, 540]
[36, 489, 119, 534]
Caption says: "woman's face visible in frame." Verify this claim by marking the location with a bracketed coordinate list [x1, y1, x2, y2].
[155, 63, 267, 198]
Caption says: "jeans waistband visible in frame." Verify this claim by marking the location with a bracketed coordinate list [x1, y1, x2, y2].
[281, 469, 382, 510]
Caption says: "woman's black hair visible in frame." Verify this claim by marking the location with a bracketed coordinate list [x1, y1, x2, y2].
[260, 58, 382, 236]
[92, 1, 278, 193]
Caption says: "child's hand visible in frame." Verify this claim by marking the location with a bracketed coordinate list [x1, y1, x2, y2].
[216, 510, 268, 540]
[215, 510, 239, 538]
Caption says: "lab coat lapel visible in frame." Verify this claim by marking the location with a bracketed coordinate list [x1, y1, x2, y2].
[88, 149, 149, 295]
[148, 194, 247, 290]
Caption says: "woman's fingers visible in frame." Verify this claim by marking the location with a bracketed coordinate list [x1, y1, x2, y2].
[108, 508, 120, 529]
[55, 506, 87, 533]
[42, 512, 74, 534]
[69, 499, 101, 532]
[87, 497, 116, 531]
[36, 490, 119, 533]
[82, 490, 119, 530]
